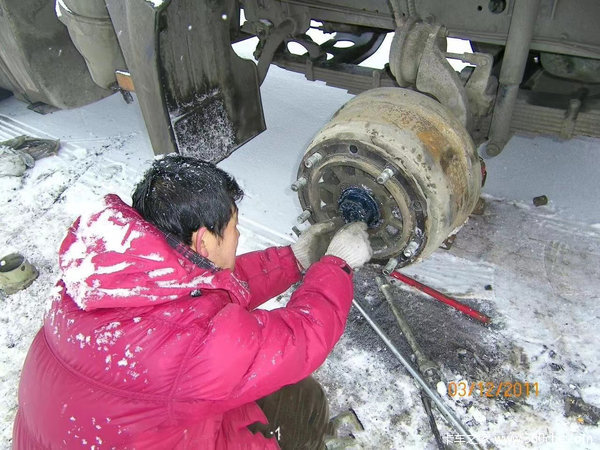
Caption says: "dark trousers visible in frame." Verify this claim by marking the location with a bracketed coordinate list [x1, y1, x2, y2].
[248, 377, 330, 449]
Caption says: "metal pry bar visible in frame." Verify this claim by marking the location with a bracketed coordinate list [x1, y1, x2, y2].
[389, 271, 491, 325]
[376, 276, 438, 374]
[351, 299, 484, 450]
[376, 276, 444, 449]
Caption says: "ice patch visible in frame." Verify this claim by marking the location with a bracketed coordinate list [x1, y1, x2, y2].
[156, 274, 214, 288]
[148, 267, 175, 278]
[61, 209, 143, 307]
[74, 333, 90, 348]
[139, 253, 164, 262]
[96, 261, 133, 275]
[97, 286, 152, 298]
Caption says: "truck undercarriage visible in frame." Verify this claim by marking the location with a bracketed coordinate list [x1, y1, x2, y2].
[1, 0, 599, 267]
[1, 0, 599, 273]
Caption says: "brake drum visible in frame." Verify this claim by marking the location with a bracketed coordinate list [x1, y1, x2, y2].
[295, 87, 482, 266]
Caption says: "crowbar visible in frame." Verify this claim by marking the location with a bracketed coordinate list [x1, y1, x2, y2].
[389, 271, 491, 325]
[352, 299, 484, 450]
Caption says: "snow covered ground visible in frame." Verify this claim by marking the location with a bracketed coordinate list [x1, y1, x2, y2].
[1, 52, 599, 448]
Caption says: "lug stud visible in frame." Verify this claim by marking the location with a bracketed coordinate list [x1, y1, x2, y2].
[297, 209, 311, 223]
[377, 167, 395, 184]
[382, 258, 399, 275]
[291, 177, 307, 192]
[304, 152, 322, 168]
[403, 241, 419, 258]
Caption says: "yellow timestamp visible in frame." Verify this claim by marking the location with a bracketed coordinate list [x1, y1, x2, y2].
[448, 381, 539, 398]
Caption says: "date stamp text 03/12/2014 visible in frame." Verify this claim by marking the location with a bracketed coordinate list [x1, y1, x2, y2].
[448, 381, 539, 398]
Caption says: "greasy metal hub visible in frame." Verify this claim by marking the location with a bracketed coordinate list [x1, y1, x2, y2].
[297, 88, 482, 267]
[338, 187, 381, 228]
[296, 141, 427, 264]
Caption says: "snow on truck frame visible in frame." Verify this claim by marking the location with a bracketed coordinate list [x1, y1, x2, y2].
[1, 0, 599, 267]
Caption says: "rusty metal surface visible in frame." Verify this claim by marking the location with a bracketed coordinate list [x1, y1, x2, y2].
[282, 0, 600, 59]
[115, 71, 134, 92]
[296, 87, 482, 266]
[389, 19, 471, 129]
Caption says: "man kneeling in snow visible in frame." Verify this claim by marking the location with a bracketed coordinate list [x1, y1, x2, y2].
[13, 155, 372, 449]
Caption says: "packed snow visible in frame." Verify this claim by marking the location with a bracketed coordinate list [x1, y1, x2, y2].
[0, 41, 599, 450]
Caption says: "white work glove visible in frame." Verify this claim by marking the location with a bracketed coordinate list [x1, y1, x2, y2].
[325, 222, 373, 269]
[291, 221, 337, 270]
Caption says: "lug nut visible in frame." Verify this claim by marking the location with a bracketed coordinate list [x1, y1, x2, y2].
[403, 241, 419, 258]
[382, 258, 399, 276]
[304, 152, 322, 168]
[533, 195, 548, 207]
[291, 177, 307, 192]
[377, 167, 395, 184]
[297, 209, 311, 223]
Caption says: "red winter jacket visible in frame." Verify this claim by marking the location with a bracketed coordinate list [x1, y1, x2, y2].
[12, 194, 354, 449]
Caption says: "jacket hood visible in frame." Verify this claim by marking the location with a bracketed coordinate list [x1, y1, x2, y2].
[59, 194, 250, 311]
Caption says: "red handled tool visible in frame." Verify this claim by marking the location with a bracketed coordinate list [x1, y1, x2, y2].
[389, 271, 491, 325]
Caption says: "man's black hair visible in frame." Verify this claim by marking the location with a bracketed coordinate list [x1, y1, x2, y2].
[132, 155, 243, 245]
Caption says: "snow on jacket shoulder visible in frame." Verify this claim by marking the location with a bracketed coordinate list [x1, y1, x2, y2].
[13, 194, 354, 449]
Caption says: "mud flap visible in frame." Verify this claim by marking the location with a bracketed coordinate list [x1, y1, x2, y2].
[106, 0, 265, 162]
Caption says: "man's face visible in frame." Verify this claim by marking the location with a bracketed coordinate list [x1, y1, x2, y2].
[203, 211, 240, 271]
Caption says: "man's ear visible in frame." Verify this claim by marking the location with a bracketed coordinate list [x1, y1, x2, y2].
[192, 227, 210, 257]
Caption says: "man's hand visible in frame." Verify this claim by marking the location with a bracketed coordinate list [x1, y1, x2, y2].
[325, 222, 373, 269]
[291, 221, 337, 270]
